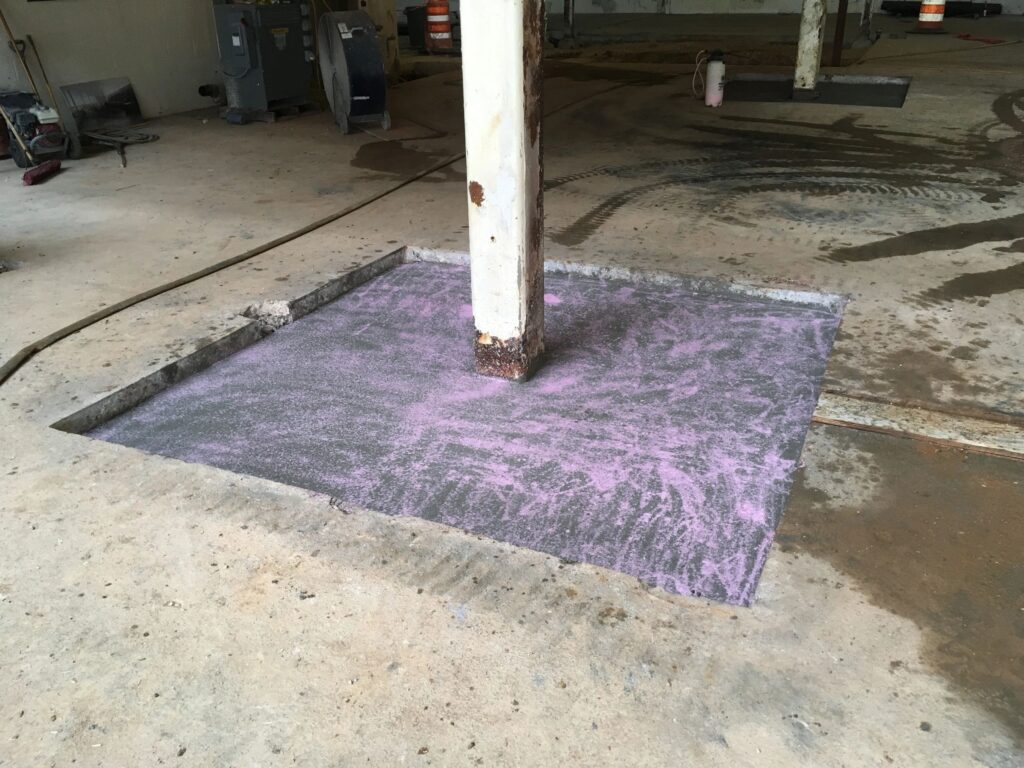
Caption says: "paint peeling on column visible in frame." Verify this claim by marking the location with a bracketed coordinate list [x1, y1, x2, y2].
[468, 181, 485, 207]
[475, 329, 543, 381]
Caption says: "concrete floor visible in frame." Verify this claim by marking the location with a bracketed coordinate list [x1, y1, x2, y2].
[1, 17, 1023, 767]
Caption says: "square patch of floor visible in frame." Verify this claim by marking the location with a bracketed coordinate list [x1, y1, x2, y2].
[89, 261, 842, 605]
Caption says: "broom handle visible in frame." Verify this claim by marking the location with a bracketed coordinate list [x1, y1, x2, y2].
[0, 5, 41, 96]
[26, 35, 60, 113]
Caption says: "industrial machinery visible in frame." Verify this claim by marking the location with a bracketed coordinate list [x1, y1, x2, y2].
[317, 10, 389, 133]
[0, 91, 67, 168]
[211, 0, 315, 124]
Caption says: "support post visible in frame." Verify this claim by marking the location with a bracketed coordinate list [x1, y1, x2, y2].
[831, 0, 849, 67]
[563, 0, 576, 45]
[461, 0, 546, 381]
[859, 0, 873, 41]
[793, 0, 827, 98]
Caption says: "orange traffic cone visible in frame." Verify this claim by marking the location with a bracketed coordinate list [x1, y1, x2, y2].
[425, 0, 453, 53]
[915, 0, 946, 33]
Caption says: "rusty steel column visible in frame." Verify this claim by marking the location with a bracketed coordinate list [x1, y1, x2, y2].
[461, 0, 545, 381]
[793, 0, 827, 98]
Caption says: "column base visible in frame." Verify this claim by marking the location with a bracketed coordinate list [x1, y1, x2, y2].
[792, 87, 821, 101]
[474, 331, 544, 381]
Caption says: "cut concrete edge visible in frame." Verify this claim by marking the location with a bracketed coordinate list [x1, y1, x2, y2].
[407, 246, 849, 314]
[406, 247, 471, 268]
[51, 322, 268, 435]
[55, 243, 1020, 462]
[814, 391, 1024, 460]
[52, 249, 407, 435]
[55, 243, 843, 435]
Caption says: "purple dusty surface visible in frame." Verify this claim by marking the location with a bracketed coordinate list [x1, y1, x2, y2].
[89, 261, 841, 605]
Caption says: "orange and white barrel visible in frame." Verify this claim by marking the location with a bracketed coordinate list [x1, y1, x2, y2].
[425, 0, 453, 52]
[916, 0, 946, 32]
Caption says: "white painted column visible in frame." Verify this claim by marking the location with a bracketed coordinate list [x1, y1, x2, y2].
[461, 0, 545, 380]
[793, 0, 827, 97]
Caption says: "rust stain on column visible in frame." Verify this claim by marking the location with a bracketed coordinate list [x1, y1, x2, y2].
[521, 0, 546, 374]
[474, 330, 543, 381]
[468, 181, 485, 206]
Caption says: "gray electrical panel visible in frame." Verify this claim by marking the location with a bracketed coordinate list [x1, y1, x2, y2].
[212, 1, 314, 123]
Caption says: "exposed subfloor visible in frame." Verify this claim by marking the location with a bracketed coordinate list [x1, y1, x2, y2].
[86, 260, 842, 606]
[1, 16, 1023, 767]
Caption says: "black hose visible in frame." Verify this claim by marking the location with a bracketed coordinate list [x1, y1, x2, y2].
[0, 151, 465, 387]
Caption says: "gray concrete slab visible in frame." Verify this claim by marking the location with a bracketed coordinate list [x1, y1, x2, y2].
[1, 417, 1021, 765]
[1, 20, 1023, 767]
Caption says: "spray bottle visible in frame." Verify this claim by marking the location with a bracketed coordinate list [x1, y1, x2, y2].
[704, 49, 725, 108]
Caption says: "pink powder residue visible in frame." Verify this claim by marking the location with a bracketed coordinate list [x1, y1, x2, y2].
[89, 262, 841, 606]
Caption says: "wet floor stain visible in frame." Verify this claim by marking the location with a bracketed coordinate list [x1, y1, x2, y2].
[825, 345, 1002, 416]
[997, 239, 1024, 254]
[917, 260, 1024, 306]
[825, 212, 1024, 264]
[547, 90, 1024, 254]
[351, 140, 451, 176]
[881, 347, 980, 403]
[781, 425, 1024, 746]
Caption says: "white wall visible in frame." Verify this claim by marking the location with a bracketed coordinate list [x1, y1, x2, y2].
[0, 0, 219, 118]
